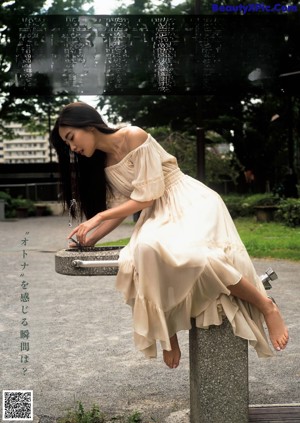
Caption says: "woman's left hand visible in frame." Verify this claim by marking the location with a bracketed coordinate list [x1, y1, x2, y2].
[67, 213, 103, 245]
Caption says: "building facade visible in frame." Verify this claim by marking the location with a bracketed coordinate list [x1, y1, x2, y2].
[0, 123, 57, 164]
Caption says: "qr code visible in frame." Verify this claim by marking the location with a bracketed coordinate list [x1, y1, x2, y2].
[3, 390, 33, 421]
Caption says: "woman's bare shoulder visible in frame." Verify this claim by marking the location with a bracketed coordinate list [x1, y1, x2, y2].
[124, 126, 148, 150]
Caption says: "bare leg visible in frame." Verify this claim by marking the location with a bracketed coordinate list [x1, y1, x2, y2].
[228, 276, 289, 351]
[163, 334, 181, 369]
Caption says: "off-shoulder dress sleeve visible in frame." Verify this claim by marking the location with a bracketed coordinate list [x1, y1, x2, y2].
[129, 141, 165, 202]
[106, 187, 128, 208]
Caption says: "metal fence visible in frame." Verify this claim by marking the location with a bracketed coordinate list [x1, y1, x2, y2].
[0, 182, 61, 201]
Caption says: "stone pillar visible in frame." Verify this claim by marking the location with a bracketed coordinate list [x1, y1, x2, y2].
[189, 318, 248, 423]
[0, 199, 5, 220]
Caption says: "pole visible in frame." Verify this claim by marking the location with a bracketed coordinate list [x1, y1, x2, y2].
[48, 103, 53, 164]
[287, 94, 294, 171]
[195, 0, 205, 181]
[196, 107, 205, 181]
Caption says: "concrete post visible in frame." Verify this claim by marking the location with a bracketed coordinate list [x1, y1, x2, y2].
[0, 199, 5, 220]
[189, 318, 248, 423]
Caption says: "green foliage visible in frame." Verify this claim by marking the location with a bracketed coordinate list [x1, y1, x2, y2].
[58, 402, 105, 423]
[0, 0, 44, 131]
[235, 217, 300, 261]
[99, 95, 196, 133]
[251, 195, 281, 206]
[98, 238, 129, 247]
[0, 192, 40, 217]
[11, 197, 36, 217]
[143, 127, 245, 184]
[223, 194, 300, 228]
[113, 0, 193, 14]
[155, 129, 197, 178]
[276, 198, 300, 227]
[205, 147, 244, 188]
[42, 0, 94, 14]
[97, 0, 300, 191]
[57, 401, 143, 423]
[222, 194, 282, 219]
[0, 191, 11, 202]
[0, 0, 87, 134]
[221, 195, 245, 219]
[99, 92, 300, 195]
[126, 411, 142, 423]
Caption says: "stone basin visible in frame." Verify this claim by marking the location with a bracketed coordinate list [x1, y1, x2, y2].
[55, 246, 123, 276]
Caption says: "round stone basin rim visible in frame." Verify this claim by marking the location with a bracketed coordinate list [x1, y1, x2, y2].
[65, 245, 123, 252]
[55, 245, 123, 276]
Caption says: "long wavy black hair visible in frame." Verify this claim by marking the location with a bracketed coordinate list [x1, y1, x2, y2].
[50, 102, 120, 219]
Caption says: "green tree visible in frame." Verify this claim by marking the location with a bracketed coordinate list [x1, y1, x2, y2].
[114, 0, 194, 14]
[42, 0, 94, 14]
[97, 0, 300, 193]
[0, 0, 94, 138]
[0, 0, 44, 128]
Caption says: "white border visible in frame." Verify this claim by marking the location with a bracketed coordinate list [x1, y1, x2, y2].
[2, 390, 33, 421]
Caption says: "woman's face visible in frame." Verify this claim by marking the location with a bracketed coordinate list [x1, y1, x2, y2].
[58, 126, 96, 157]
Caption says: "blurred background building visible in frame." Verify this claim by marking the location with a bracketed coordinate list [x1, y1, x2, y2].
[0, 123, 57, 164]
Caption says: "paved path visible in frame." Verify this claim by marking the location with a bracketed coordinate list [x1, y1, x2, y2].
[1, 215, 299, 422]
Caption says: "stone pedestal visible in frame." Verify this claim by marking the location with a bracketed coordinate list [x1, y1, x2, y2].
[189, 318, 248, 423]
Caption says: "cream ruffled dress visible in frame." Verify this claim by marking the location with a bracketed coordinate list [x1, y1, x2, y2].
[105, 133, 273, 358]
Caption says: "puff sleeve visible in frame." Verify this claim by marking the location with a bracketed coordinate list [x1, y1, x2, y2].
[106, 187, 128, 208]
[130, 141, 165, 202]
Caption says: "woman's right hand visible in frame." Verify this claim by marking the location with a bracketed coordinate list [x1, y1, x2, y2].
[67, 213, 103, 246]
[68, 236, 95, 248]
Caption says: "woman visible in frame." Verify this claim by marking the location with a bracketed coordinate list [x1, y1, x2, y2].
[51, 101, 288, 369]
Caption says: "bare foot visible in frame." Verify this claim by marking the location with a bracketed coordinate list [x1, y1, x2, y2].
[263, 299, 289, 351]
[163, 334, 181, 369]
